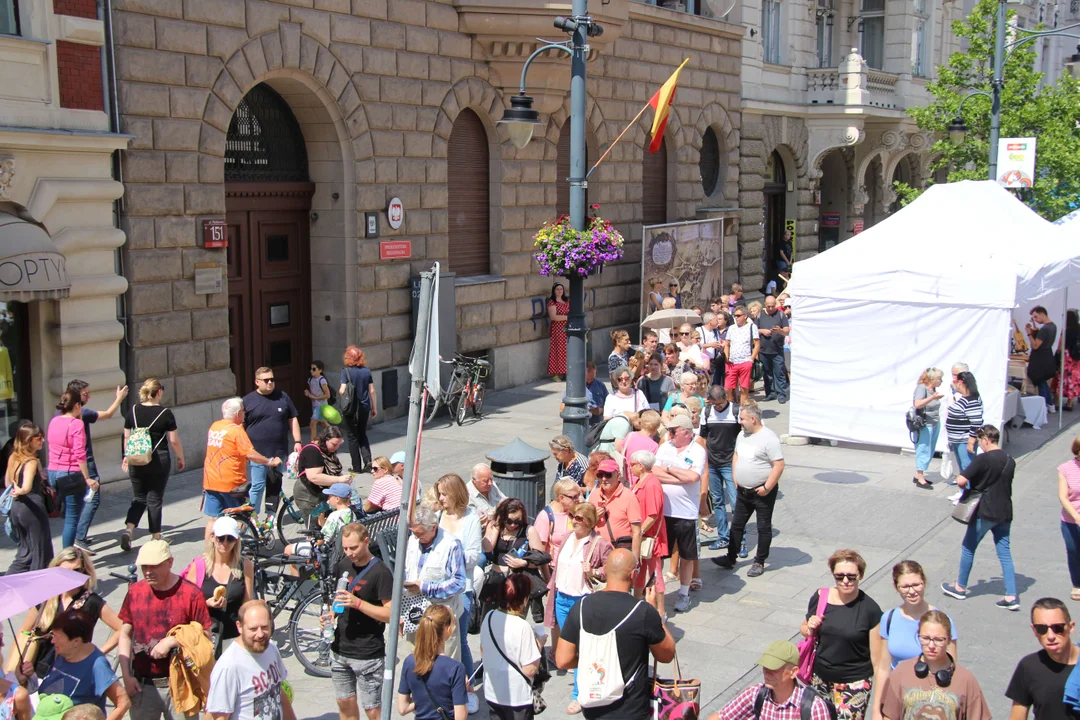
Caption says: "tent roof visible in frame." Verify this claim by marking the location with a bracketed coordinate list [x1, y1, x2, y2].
[792, 181, 1080, 308]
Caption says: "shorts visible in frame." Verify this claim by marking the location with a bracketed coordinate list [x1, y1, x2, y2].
[312, 400, 327, 415]
[202, 490, 245, 518]
[664, 516, 698, 561]
[724, 361, 752, 390]
[331, 654, 384, 708]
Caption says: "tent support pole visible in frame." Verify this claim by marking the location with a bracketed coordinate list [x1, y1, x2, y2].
[1061, 288, 1069, 430]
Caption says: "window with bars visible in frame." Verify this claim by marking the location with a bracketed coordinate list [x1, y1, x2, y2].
[1, 0, 18, 35]
[762, 0, 783, 64]
[225, 84, 309, 182]
[860, 0, 885, 69]
[913, 0, 929, 77]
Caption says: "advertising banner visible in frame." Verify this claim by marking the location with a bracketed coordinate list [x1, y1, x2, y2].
[997, 138, 1036, 188]
[640, 218, 725, 322]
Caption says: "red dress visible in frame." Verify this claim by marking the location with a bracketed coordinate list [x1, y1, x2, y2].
[548, 299, 569, 375]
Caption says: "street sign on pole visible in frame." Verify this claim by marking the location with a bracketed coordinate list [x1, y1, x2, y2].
[996, 138, 1036, 188]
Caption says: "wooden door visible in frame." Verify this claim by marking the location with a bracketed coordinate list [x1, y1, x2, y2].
[225, 184, 313, 409]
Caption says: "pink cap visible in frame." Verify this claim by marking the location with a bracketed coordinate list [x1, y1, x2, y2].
[597, 459, 620, 473]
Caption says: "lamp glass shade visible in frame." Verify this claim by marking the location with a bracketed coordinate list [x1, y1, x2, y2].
[947, 118, 966, 146]
[506, 122, 535, 149]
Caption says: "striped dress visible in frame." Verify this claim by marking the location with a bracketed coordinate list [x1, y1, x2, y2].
[945, 395, 984, 445]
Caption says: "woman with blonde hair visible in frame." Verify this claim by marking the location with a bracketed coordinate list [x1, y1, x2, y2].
[339, 345, 377, 474]
[5, 422, 52, 574]
[616, 409, 661, 478]
[5, 546, 124, 674]
[534, 476, 583, 659]
[607, 329, 633, 382]
[364, 456, 402, 513]
[120, 378, 183, 552]
[435, 473, 483, 680]
[748, 300, 763, 321]
[397, 604, 468, 720]
[647, 277, 664, 313]
[183, 516, 254, 656]
[912, 368, 945, 489]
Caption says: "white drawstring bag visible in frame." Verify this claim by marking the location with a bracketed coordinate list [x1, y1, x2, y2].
[940, 449, 955, 481]
[578, 599, 643, 708]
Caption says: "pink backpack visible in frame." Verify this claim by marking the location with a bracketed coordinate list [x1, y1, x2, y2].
[797, 588, 830, 683]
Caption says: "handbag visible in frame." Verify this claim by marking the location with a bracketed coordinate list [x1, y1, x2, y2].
[651, 648, 700, 720]
[940, 448, 955, 481]
[952, 456, 1013, 525]
[486, 613, 548, 714]
[796, 588, 830, 683]
[640, 536, 656, 559]
[401, 591, 431, 635]
[582, 535, 603, 591]
[751, 359, 765, 383]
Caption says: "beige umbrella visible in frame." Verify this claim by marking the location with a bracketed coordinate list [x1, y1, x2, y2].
[641, 308, 702, 331]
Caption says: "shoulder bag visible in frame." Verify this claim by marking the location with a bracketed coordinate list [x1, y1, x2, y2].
[582, 534, 603, 591]
[952, 456, 1013, 525]
[340, 368, 359, 419]
[796, 588, 830, 683]
[652, 647, 700, 720]
[486, 613, 548, 714]
[416, 673, 452, 720]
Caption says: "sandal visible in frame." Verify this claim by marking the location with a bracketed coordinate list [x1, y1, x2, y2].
[567, 701, 582, 715]
[1071, 588, 1080, 601]
[690, 577, 703, 591]
[663, 572, 678, 583]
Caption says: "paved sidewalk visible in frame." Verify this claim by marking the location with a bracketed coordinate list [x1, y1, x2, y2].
[1, 379, 1075, 719]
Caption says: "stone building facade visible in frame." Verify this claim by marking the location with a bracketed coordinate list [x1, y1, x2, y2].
[112, 0, 743, 468]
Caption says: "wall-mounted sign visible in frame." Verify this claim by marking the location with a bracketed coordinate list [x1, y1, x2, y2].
[997, 137, 1036, 188]
[852, 219, 865, 235]
[364, 212, 379, 238]
[380, 240, 412, 260]
[387, 197, 404, 230]
[202, 219, 227, 248]
[194, 262, 223, 294]
[821, 212, 841, 228]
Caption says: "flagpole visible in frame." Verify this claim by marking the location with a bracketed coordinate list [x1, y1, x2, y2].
[379, 267, 435, 719]
[585, 100, 652, 180]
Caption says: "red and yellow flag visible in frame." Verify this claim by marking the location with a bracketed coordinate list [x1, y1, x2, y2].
[648, 57, 690, 153]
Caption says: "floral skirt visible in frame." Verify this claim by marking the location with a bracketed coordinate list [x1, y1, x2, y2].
[1053, 352, 1080, 400]
[809, 673, 873, 720]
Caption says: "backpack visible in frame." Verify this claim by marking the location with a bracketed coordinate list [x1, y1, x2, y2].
[585, 414, 631, 451]
[125, 408, 168, 466]
[578, 598, 643, 708]
[753, 684, 837, 720]
[340, 368, 359, 420]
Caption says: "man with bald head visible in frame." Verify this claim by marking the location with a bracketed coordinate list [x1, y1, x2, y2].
[557, 549, 675, 718]
[466, 463, 505, 527]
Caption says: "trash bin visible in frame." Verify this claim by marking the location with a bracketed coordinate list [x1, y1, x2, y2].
[486, 438, 548, 521]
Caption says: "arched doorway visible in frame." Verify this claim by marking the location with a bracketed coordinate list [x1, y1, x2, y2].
[762, 151, 787, 289]
[224, 83, 314, 405]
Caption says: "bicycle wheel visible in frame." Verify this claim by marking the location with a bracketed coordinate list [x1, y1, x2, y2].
[276, 498, 306, 547]
[425, 391, 442, 422]
[444, 372, 465, 423]
[455, 382, 470, 426]
[472, 382, 485, 417]
[289, 589, 333, 678]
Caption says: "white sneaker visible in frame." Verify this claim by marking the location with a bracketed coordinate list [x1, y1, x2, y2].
[947, 491, 962, 504]
[466, 693, 479, 715]
[1049, 405, 1057, 414]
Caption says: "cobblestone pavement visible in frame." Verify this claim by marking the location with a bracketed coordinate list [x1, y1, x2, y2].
[2, 379, 1075, 719]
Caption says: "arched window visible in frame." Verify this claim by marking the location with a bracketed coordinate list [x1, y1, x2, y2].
[225, 83, 308, 182]
[448, 109, 490, 277]
[699, 127, 725, 199]
[556, 122, 589, 218]
[642, 138, 668, 226]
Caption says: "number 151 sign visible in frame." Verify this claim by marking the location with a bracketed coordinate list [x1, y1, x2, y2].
[203, 219, 228, 248]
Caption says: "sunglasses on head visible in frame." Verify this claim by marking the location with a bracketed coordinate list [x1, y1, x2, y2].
[1033, 623, 1069, 635]
[833, 573, 858, 583]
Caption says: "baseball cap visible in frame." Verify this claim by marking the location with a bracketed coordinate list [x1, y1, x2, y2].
[33, 695, 73, 720]
[597, 459, 620, 474]
[664, 415, 694, 432]
[323, 482, 352, 498]
[390, 451, 406, 465]
[757, 640, 799, 670]
[212, 516, 241, 539]
[136, 538, 172, 566]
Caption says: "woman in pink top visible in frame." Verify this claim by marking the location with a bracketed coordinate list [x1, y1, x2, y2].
[1057, 434, 1080, 600]
[47, 390, 95, 549]
[531, 476, 582, 660]
[615, 408, 661, 479]
[363, 456, 402, 513]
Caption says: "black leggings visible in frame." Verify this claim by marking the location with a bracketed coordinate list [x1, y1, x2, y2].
[342, 409, 371, 473]
[8, 495, 54, 574]
[125, 469, 170, 534]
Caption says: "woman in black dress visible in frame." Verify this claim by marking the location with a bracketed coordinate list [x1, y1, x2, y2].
[120, 378, 184, 551]
[183, 515, 254, 656]
[4, 422, 53, 574]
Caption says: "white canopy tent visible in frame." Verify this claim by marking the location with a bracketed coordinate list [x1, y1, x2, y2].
[788, 180, 1080, 449]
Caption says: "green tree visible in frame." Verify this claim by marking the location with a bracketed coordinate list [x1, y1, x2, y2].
[901, 0, 1080, 219]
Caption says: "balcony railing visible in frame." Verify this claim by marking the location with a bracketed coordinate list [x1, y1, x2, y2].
[806, 52, 901, 109]
[631, 0, 722, 19]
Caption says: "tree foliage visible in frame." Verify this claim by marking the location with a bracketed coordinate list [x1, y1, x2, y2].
[901, 0, 1080, 219]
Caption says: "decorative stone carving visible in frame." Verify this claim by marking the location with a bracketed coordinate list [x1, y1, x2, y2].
[807, 121, 864, 189]
[0, 156, 14, 200]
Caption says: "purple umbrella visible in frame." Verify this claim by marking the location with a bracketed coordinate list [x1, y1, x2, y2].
[0, 567, 92, 664]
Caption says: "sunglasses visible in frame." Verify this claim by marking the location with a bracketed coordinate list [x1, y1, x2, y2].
[505, 518, 523, 527]
[310, 366, 318, 371]
[258, 377, 276, 383]
[570, 514, 586, 522]
[215, 535, 238, 543]
[734, 313, 745, 318]
[676, 332, 690, 336]
[833, 573, 859, 583]
[561, 493, 582, 501]
[596, 471, 615, 480]
[1033, 623, 1070, 635]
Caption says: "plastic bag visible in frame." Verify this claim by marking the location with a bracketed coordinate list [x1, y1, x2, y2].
[940, 449, 955, 481]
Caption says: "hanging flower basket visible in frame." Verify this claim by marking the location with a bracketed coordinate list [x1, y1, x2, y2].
[533, 205, 625, 278]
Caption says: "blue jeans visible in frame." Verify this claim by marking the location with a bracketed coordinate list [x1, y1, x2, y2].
[248, 457, 285, 515]
[958, 519, 1016, 598]
[75, 460, 99, 543]
[762, 353, 788, 400]
[951, 442, 974, 473]
[1038, 380, 1055, 410]
[555, 590, 586, 701]
[48, 470, 86, 549]
[914, 425, 941, 473]
[709, 464, 736, 541]
[458, 591, 474, 678]
[1062, 521, 1080, 588]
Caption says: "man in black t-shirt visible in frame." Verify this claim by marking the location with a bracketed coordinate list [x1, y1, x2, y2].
[328, 522, 393, 720]
[701, 387, 741, 551]
[557, 549, 675, 719]
[1026, 306, 1059, 412]
[1007, 597, 1079, 720]
[242, 366, 301, 521]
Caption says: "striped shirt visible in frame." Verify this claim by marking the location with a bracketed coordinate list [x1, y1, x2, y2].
[945, 395, 983, 444]
[557, 452, 589, 487]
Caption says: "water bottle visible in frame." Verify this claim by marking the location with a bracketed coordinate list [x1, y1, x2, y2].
[516, 541, 529, 559]
[321, 603, 334, 643]
[83, 487, 95, 503]
[332, 572, 350, 614]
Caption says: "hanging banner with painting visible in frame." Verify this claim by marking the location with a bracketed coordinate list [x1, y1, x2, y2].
[997, 138, 1036, 188]
[640, 218, 726, 323]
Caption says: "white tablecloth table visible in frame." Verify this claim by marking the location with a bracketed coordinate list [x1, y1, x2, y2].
[1020, 395, 1049, 429]
[1004, 387, 1020, 427]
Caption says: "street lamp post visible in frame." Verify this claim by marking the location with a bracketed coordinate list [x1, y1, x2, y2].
[951, 0, 1080, 181]
[498, 0, 600, 453]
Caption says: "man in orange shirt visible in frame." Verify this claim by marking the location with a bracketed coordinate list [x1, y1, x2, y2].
[203, 397, 281, 540]
[587, 458, 642, 560]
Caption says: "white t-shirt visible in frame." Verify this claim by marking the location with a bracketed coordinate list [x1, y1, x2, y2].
[481, 611, 541, 707]
[603, 390, 647, 419]
[696, 326, 723, 359]
[734, 427, 784, 489]
[726, 321, 759, 364]
[206, 640, 288, 720]
[655, 440, 707, 520]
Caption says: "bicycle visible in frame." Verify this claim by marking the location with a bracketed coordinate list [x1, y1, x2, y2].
[425, 353, 490, 424]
